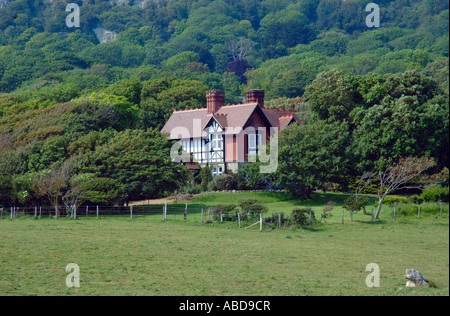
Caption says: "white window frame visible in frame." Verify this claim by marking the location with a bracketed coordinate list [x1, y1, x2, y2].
[248, 133, 262, 156]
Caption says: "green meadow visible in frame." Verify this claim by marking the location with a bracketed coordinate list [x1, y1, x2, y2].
[0, 192, 448, 296]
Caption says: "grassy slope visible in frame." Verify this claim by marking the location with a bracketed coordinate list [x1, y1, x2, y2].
[0, 192, 448, 296]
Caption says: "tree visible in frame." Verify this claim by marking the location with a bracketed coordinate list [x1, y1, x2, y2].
[271, 68, 314, 98]
[225, 37, 252, 61]
[0, 175, 12, 207]
[34, 163, 72, 214]
[371, 156, 436, 219]
[353, 94, 449, 172]
[276, 120, 353, 198]
[199, 166, 213, 192]
[84, 129, 188, 203]
[304, 70, 357, 122]
[238, 199, 268, 220]
[78, 177, 124, 205]
[343, 196, 369, 222]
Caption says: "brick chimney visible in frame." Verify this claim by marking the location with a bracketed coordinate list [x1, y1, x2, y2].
[246, 89, 265, 108]
[206, 90, 225, 114]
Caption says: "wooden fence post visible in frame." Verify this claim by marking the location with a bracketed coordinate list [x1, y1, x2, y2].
[220, 211, 223, 222]
[238, 213, 241, 229]
[278, 213, 281, 228]
[39, 207, 42, 219]
[10, 207, 13, 219]
[165, 200, 168, 220]
[34, 207, 37, 219]
[184, 203, 187, 221]
[96, 205, 99, 220]
[74, 205, 77, 220]
[260, 214, 263, 232]
[130, 206, 133, 219]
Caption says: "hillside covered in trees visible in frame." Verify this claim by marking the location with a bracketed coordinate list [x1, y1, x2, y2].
[0, 0, 448, 207]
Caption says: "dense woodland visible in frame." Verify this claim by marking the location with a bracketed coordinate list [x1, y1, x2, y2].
[0, 0, 448, 208]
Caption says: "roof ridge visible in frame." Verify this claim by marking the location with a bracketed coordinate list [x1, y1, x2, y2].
[173, 107, 207, 113]
[222, 102, 258, 108]
[264, 108, 294, 112]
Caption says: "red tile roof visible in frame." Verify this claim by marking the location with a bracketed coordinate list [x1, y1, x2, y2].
[161, 103, 300, 140]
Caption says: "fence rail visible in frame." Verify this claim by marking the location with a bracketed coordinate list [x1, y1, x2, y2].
[0, 205, 205, 219]
[0, 204, 278, 231]
[1, 202, 448, 231]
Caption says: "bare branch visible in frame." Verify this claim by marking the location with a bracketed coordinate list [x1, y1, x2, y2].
[375, 156, 436, 219]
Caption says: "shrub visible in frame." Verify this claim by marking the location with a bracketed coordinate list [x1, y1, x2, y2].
[211, 173, 237, 191]
[373, 196, 409, 207]
[79, 177, 124, 205]
[265, 212, 289, 227]
[420, 186, 449, 203]
[320, 201, 335, 222]
[213, 204, 237, 221]
[238, 163, 268, 190]
[238, 199, 268, 220]
[199, 166, 213, 191]
[408, 195, 424, 205]
[397, 203, 449, 217]
[291, 207, 315, 226]
[179, 182, 202, 195]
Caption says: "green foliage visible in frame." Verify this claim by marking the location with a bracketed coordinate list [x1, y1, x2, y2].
[277, 120, 353, 198]
[304, 70, 357, 122]
[320, 201, 335, 223]
[199, 166, 213, 192]
[139, 77, 208, 129]
[373, 196, 409, 208]
[344, 196, 369, 213]
[209, 173, 237, 191]
[238, 163, 267, 190]
[78, 177, 124, 205]
[212, 203, 237, 221]
[396, 203, 449, 217]
[353, 73, 449, 172]
[0, 0, 448, 207]
[238, 199, 268, 220]
[0, 175, 12, 207]
[420, 186, 449, 203]
[291, 207, 315, 226]
[178, 182, 202, 195]
[82, 129, 188, 202]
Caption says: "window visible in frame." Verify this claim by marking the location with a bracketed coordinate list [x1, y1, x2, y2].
[248, 134, 262, 156]
[212, 166, 223, 178]
[212, 133, 222, 150]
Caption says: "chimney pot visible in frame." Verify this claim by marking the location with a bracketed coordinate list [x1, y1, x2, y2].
[206, 89, 225, 114]
[246, 89, 265, 108]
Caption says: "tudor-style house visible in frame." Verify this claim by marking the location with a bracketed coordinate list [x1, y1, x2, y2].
[161, 89, 300, 177]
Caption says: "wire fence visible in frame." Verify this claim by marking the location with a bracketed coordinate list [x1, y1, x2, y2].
[0, 204, 285, 230]
[1, 202, 448, 230]
[0, 205, 205, 221]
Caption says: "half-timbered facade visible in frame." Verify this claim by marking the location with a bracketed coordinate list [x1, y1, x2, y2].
[162, 89, 300, 177]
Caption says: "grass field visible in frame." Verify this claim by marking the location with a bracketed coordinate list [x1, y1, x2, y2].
[0, 192, 448, 296]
